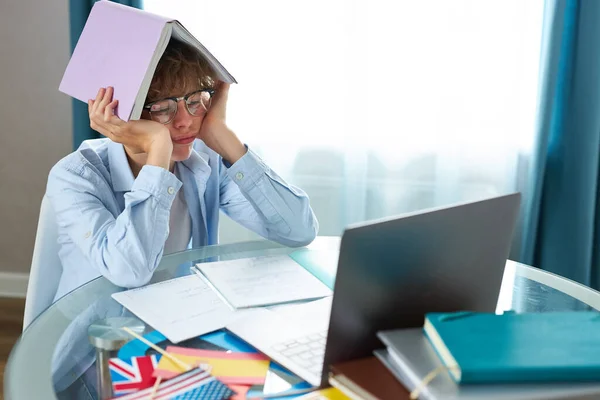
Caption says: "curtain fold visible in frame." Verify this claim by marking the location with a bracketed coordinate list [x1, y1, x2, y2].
[520, 0, 600, 289]
[68, 0, 142, 150]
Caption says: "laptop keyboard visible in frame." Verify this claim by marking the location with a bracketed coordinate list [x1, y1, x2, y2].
[270, 330, 327, 374]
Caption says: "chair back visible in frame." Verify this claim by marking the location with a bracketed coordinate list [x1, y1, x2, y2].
[23, 195, 62, 331]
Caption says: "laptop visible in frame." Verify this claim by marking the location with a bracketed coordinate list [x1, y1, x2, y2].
[226, 193, 521, 387]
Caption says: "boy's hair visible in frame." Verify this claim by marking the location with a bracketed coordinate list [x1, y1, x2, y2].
[146, 39, 217, 103]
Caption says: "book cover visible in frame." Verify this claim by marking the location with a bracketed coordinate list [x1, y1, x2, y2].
[424, 311, 600, 384]
[59, 1, 169, 120]
[59, 1, 235, 121]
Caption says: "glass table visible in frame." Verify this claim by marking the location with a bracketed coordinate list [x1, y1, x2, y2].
[5, 236, 600, 399]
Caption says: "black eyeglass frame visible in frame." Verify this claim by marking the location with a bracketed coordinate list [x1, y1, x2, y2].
[143, 88, 216, 124]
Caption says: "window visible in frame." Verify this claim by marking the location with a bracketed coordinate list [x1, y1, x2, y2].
[144, 0, 544, 242]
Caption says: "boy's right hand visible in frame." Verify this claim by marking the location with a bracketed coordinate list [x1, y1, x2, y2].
[88, 87, 172, 155]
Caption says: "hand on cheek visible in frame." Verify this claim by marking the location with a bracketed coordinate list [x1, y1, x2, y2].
[197, 82, 246, 164]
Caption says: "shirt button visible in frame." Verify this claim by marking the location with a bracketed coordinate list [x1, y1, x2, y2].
[235, 172, 244, 181]
[167, 186, 175, 195]
[84, 231, 91, 239]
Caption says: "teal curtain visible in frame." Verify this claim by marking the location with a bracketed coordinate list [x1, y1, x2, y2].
[68, 0, 143, 150]
[521, 0, 600, 289]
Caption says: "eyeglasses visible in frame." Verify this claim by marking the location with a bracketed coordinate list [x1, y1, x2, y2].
[143, 89, 215, 124]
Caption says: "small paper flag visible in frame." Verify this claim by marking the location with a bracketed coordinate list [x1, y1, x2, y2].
[154, 347, 270, 385]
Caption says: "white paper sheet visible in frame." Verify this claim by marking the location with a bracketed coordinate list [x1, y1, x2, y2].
[111, 275, 255, 343]
[196, 255, 333, 309]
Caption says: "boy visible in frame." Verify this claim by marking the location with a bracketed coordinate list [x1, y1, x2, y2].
[46, 40, 318, 302]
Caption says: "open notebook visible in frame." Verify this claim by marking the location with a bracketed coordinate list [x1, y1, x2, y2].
[111, 253, 336, 343]
[59, 0, 236, 121]
[192, 255, 332, 310]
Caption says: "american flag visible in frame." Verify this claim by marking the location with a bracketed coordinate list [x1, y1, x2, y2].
[110, 367, 234, 400]
[109, 355, 160, 396]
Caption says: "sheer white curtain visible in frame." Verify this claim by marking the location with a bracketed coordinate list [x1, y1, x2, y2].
[144, 0, 544, 243]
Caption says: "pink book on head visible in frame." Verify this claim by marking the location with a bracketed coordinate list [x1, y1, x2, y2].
[59, 0, 236, 121]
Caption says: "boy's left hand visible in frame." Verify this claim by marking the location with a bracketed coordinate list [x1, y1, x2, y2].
[197, 82, 247, 165]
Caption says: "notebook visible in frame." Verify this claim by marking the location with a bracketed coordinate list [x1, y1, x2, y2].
[111, 253, 334, 343]
[376, 328, 600, 400]
[192, 255, 332, 309]
[59, 0, 235, 121]
[111, 275, 261, 343]
[329, 356, 410, 400]
[423, 311, 600, 384]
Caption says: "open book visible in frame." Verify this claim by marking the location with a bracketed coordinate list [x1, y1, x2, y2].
[192, 255, 333, 310]
[111, 253, 336, 343]
[59, 0, 236, 121]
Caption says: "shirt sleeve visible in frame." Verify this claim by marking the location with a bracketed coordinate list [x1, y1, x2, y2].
[46, 162, 182, 288]
[219, 148, 319, 247]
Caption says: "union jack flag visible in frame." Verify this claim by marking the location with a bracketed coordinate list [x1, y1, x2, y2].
[109, 354, 160, 396]
[111, 367, 234, 400]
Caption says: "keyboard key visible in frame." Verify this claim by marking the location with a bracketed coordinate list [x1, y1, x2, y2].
[291, 356, 312, 368]
[310, 356, 323, 365]
[312, 348, 325, 356]
[294, 344, 310, 353]
[272, 330, 329, 370]
[281, 348, 296, 357]
[309, 364, 323, 373]
[282, 344, 309, 357]
[272, 344, 287, 352]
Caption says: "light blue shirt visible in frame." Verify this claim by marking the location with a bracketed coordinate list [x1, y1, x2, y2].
[46, 139, 318, 301]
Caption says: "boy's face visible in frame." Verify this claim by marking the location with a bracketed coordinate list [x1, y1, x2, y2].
[142, 87, 210, 162]
[166, 94, 205, 162]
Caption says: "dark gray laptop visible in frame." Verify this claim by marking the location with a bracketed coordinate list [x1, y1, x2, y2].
[321, 192, 521, 385]
[228, 193, 521, 388]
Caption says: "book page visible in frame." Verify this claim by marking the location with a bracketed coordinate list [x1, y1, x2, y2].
[196, 255, 333, 309]
[111, 275, 256, 343]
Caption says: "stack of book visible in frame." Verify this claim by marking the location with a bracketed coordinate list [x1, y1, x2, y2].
[375, 311, 600, 400]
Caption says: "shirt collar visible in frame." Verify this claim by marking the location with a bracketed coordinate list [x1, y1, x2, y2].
[181, 147, 212, 182]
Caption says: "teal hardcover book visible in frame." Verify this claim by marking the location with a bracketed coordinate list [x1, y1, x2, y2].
[424, 311, 600, 384]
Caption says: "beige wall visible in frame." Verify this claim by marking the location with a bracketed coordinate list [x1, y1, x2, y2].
[0, 0, 72, 274]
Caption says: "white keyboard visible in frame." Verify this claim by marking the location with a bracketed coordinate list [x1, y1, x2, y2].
[270, 330, 327, 374]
